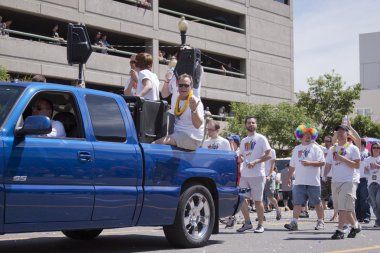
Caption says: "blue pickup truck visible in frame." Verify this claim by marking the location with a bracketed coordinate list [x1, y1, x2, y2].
[0, 82, 241, 248]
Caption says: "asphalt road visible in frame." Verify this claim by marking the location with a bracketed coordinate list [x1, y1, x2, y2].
[0, 209, 379, 253]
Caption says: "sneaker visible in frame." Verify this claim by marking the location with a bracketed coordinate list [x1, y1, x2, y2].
[225, 217, 236, 229]
[276, 210, 282, 220]
[342, 224, 351, 233]
[254, 224, 264, 233]
[347, 224, 361, 238]
[284, 221, 298, 231]
[331, 230, 345, 240]
[299, 211, 309, 218]
[236, 223, 253, 232]
[315, 220, 325, 230]
[255, 216, 266, 221]
[219, 218, 228, 224]
[284, 206, 290, 211]
[363, 218, 370, 224]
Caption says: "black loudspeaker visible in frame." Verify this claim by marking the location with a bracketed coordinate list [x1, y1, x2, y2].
[67, 23, 92, 65]
[174, 48, 202, 89]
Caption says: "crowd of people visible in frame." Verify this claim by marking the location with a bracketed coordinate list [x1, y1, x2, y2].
[202, 119, 380, 240]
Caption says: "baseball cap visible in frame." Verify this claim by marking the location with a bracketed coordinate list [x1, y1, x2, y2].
[227, 134, 240, 143]
[335, 125, 349, 131]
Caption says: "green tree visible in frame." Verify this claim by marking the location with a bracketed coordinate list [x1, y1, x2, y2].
[0, 65, 10, 81]
[351, 115, 380, 138]
[226, 102, 313, 157]
[296, 71, 361, 137]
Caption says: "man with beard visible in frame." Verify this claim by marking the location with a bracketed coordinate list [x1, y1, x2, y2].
[236, 117, 271, 233]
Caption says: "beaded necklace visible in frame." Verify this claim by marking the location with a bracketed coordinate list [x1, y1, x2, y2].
[175, 90, 193, 116]
[332, 142, 350, 156]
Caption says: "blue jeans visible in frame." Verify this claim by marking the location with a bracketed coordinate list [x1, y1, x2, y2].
[368, 182, 380, 225]
[292, 185, 321, 206]
[355, 178, 371, 220]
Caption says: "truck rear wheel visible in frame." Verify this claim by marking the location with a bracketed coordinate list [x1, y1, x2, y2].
[62, 229, 103, 240]
[163, 185, 215, 248]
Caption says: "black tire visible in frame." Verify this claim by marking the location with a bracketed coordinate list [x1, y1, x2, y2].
[163, 185, 215, 248]
[62, 229, 103, 240]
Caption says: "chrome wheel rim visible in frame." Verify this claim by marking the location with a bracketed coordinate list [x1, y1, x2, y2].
[183, 192, 210, 240]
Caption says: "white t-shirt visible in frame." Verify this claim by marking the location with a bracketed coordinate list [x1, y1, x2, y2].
[325, 143, 361, 183]
[173, 96, 204, 141]
[47, 120, 66, 137]
[124, 76, 137, 95]
[168, 75, 201, 115]
[359, 149, 370, 178]
[364, 156, 380, 185]
[264, 149, 276, 176]
[239, 133, 271, 178]
[202, 136, 231, 151]
[136, 69, 159, 100]
[289, 143, 325, 186]
[321, 146, 332, 177]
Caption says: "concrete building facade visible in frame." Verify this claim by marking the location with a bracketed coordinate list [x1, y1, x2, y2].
[354, 32, 380, 122]
[0, 0, 294, 113]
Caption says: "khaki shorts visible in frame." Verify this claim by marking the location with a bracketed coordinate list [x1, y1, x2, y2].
[332, 182, 358, 212]
[171, 131, 201, 150]
[239, 176, 266, 201]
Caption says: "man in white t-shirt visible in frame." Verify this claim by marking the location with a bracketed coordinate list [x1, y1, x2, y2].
[263, 149, 281, 220]
[236, 117, 271, 234]
[153, 74, 204, 150]
[161, 66, 202, 134]
[284, 124, 325, 231]
[32, 98, 66, 138]
[324, 125, 361, 240]
[202, 120, 231, 151]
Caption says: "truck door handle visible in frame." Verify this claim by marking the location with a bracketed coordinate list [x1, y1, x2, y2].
[78, 151, 92, 162]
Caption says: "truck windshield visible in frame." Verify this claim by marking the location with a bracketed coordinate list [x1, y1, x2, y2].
[0, 86, 24, 127]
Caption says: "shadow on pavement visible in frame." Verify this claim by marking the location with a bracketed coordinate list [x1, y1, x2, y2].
[0, 234, 223, 253]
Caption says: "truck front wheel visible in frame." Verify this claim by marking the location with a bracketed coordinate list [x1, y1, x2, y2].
[163, 185, 215, 248]
[62, 229, 103, 240]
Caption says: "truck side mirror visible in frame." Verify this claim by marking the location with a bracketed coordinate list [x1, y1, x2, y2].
[15, 116, 52, 137]
[67, 23, 92, 65]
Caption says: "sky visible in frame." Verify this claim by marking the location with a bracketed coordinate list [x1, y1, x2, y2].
[293, 0, 380, 92]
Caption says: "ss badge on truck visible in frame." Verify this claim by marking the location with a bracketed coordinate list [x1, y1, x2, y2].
[13, 176, 27, 181]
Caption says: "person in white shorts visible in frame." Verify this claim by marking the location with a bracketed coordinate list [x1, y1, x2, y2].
[324, 125, 361, 240]
[153, 74, 204, 150]
[236, 117, 271, 233]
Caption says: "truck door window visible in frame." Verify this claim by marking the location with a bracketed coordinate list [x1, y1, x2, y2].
[86, 95, 127, 142]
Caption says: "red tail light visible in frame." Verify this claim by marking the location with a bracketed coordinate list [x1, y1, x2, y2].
[236, 156, 241, 186]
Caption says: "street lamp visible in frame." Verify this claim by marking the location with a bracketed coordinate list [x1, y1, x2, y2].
[178, 16, 188, 46]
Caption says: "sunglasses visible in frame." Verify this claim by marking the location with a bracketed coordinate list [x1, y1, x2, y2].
[373, 147, 380, 150]
[178, 83, 190, 88]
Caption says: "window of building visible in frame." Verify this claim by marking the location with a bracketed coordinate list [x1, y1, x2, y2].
[159, 0, 245, 33]
[86, 95, 127, 142]
[274, 0, 289, 5]
[356, 108, 373, 120]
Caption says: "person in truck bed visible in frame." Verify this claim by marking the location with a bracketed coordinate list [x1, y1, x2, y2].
[153, 74, 204, 150]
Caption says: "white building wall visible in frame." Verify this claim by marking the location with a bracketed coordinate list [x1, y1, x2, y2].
[360, 32, 380, 90]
